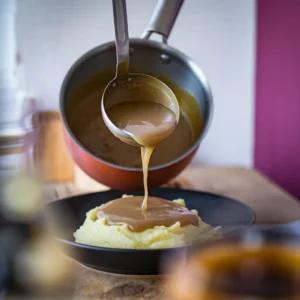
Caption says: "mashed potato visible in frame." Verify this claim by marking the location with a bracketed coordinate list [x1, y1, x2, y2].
[74, 197, 221, 249]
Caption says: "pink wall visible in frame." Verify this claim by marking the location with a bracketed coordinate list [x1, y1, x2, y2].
[255, 0, 300, 199]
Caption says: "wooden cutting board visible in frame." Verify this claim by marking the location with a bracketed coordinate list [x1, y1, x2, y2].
[46, 167, 300, 300]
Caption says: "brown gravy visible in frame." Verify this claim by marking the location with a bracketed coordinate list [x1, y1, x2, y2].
[106, 101, 177, 147]
[70, 93, 193, 168]
[97, 196, 199, 232]
[68, 72, 201, 168]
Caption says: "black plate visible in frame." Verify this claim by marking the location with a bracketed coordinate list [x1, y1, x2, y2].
[46, 188, 255, 275]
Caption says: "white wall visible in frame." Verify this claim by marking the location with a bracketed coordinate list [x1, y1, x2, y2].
[16, 0, 256, 167]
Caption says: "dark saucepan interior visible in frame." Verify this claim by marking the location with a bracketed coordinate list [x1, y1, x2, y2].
[66, 69, 203, 168]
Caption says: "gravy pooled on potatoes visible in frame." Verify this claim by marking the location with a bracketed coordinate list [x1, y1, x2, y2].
[97, 196, 199, 232]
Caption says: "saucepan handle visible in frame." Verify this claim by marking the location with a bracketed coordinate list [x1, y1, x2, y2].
[142, 0, 184, 44]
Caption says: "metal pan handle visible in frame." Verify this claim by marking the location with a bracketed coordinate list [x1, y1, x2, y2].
[142, 0, 184, 44]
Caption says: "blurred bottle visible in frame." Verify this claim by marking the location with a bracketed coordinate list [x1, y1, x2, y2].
[0, 0, 21, 135]
[166, 227, 300, 300]
[31, 111, 74, 183]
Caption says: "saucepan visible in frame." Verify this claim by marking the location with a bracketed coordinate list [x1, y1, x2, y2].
[60, 0, 213, 190]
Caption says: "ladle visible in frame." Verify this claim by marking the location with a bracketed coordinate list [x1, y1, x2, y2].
[101, 0, 180, 147]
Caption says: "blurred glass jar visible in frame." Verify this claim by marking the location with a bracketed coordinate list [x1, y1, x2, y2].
[165, 225, 300, 300]
[0, 97, 36, 184]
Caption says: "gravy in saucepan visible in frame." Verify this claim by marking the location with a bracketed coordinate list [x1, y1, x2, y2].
[68, 72, 202, 169]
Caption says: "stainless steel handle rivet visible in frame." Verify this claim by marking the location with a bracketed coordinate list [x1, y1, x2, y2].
[160, 54, 171, 64]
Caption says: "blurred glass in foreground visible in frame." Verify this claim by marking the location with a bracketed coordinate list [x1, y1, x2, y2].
[0, 174, 76, 298]
[166, 225, 300, 300]
[0, 1, 77, 296]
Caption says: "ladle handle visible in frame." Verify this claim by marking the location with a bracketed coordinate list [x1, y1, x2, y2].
[112, 0, 129, 76]
[142, 0, 184, 44]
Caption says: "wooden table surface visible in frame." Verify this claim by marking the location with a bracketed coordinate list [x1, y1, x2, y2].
[45, 167, 300, 299]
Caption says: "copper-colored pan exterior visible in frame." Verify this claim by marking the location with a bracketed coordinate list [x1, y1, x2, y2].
[65, 128, 198, 190]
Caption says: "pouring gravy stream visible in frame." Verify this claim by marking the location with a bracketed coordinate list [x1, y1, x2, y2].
[106, 100, 177, 211]
[68, 72, 202, 231]
[98, 92, 199, 231]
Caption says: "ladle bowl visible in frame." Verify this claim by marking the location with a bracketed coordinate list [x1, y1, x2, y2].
[101, 73, 180, 146]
